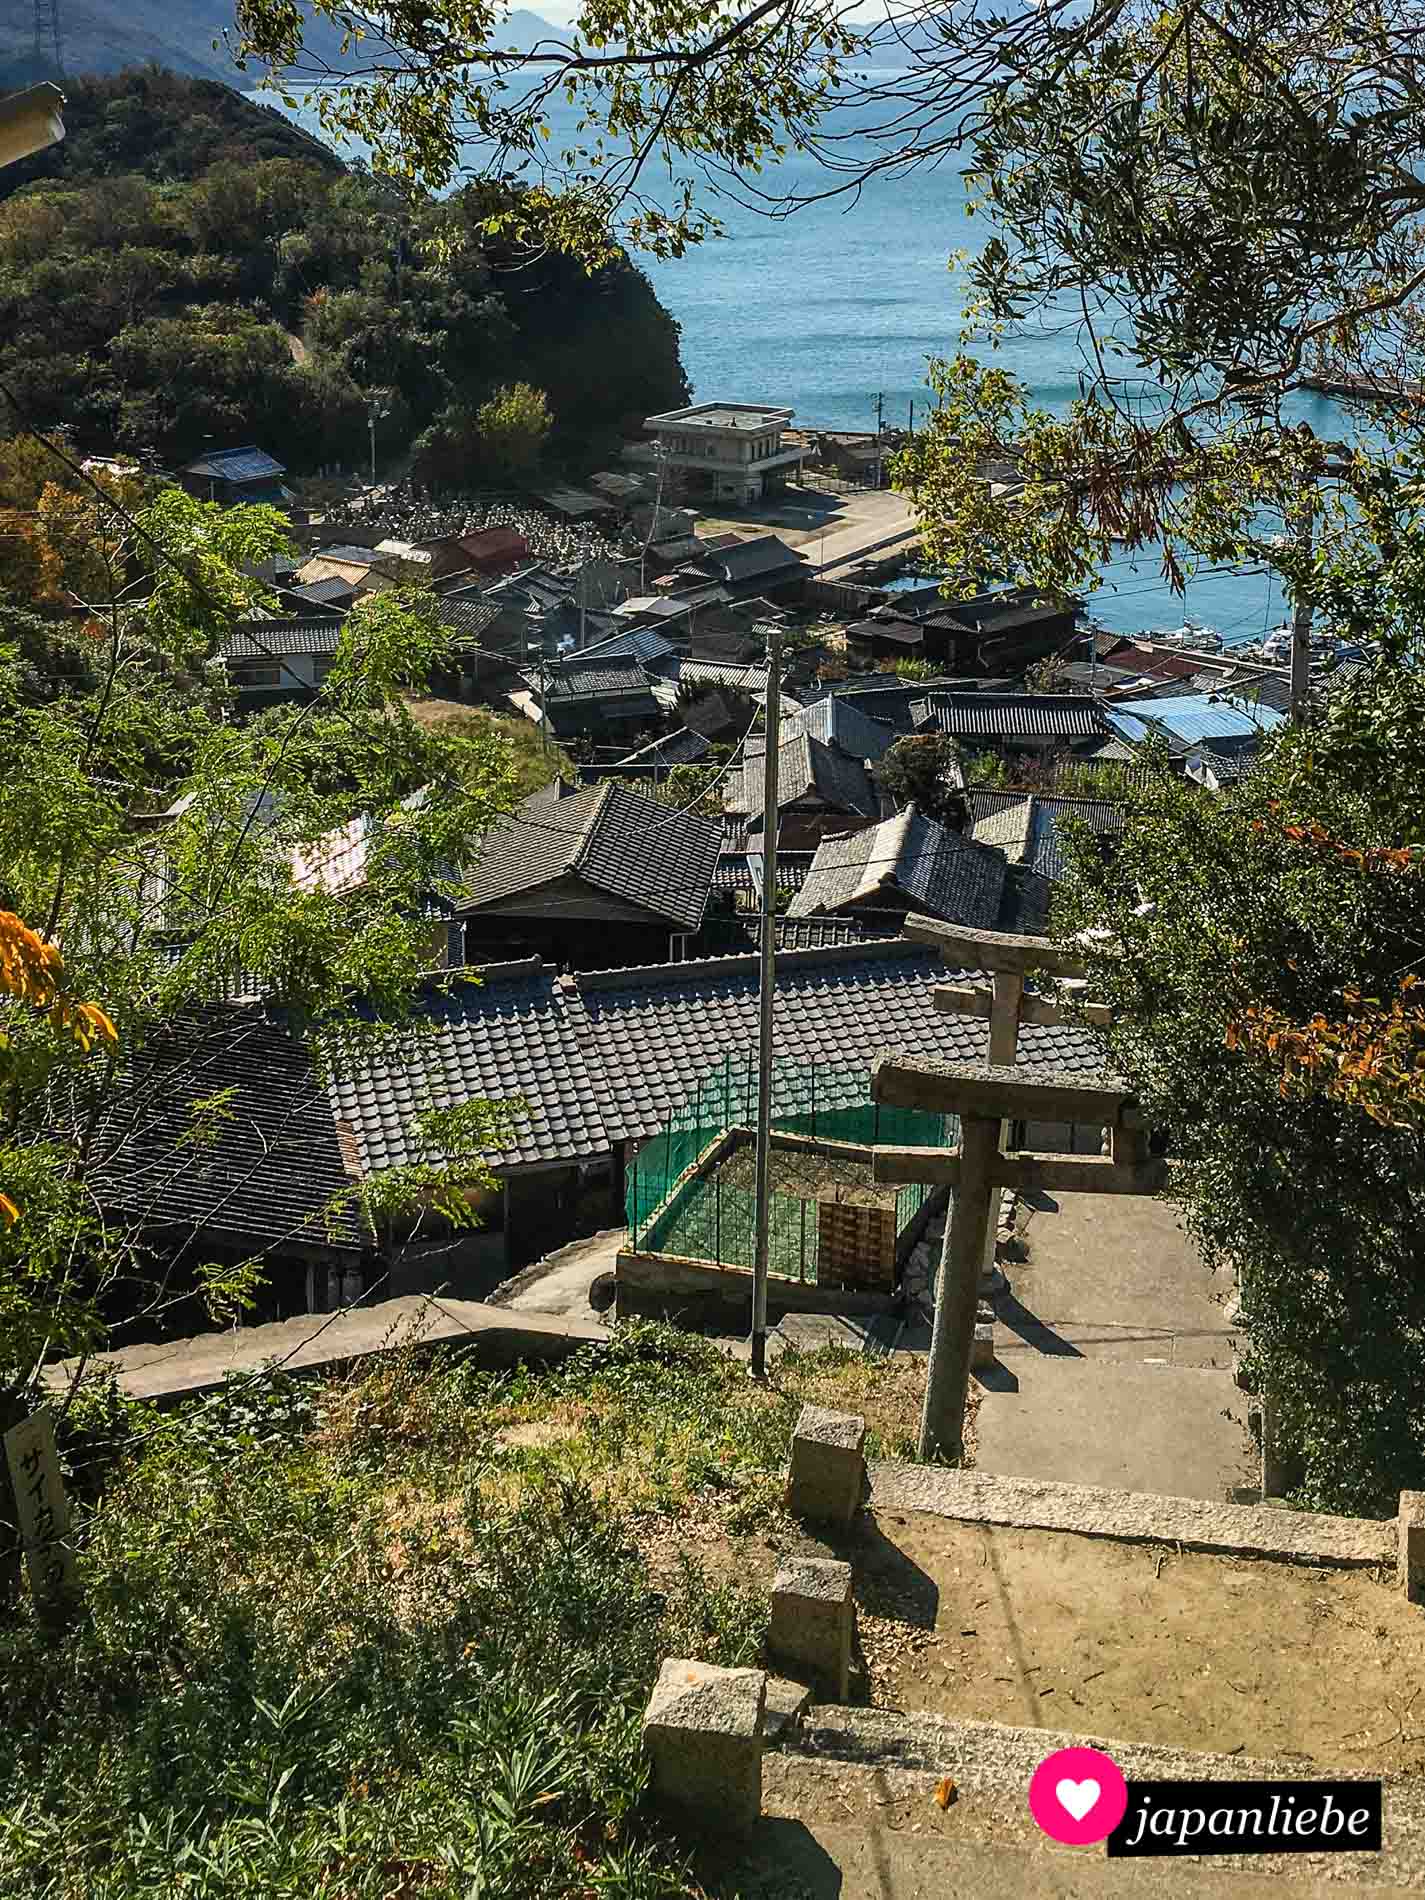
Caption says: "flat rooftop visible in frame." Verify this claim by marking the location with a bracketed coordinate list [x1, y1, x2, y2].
[646, 402, 795, 431]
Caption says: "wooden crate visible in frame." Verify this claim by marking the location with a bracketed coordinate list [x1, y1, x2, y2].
[815, 1194, 897, 1293]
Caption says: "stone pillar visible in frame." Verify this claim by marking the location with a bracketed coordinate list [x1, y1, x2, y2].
[1259, 1392, 1287, 1500]
[642, 1659, 766, 1830]
[787, 1404, 866, 1527]
[1399, 1493, 1425, 1604]
[769, 1557, 854, 1700]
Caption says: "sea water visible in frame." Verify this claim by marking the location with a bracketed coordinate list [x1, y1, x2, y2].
[259, 75, 1365, 645]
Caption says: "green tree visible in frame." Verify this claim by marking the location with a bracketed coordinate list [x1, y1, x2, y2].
[234, 0, 862, 257]
[473, 381, 553, 483]
[1056, 613, 1425, 1515]
[882, 0, 1425, 634]
[873, 732, 966, 830]
[0, 478, 523, 1596]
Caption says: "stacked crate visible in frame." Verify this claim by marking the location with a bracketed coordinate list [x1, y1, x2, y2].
[815, 1191, 898, 1293]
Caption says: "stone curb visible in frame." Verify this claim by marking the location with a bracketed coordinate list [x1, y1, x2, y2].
[868, 1462, 1394, 1568]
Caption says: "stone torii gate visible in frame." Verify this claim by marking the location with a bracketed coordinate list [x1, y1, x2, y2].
[869, 1058, 1165, 1463]
[899, 916, 1115, 1293]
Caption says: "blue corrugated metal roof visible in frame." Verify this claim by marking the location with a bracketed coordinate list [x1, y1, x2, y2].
[1108, 695, 1283, 744]
[182, 446, 286, 483]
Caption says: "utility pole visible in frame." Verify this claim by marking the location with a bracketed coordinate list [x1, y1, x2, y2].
[873, 391, 885, 489]
[750, 620, 782, 1379]
[908, 399, 915, 437]
[367, 407, 377, 489]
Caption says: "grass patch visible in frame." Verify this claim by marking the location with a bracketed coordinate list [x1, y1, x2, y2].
[0, 1322, 924, 1898]
[404, 698, 574, 798]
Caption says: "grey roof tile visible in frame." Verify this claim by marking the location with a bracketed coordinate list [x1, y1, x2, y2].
[732, 733, 878, 819]
[788, 807, 1007, 926]
[219, 618, 345, 661]
[87, 1006, 363, 1251]
[913, 693, 1112, 740]
[453, 781, 722, 930]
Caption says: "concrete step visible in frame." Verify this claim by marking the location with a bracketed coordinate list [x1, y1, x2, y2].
[745, 1708, 1425, 1894]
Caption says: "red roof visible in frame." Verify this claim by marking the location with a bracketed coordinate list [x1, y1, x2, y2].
[458, 527, 530, 570]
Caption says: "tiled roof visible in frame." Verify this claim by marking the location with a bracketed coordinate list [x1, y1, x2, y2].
[912, 694, 1112, 740]
[287, 578, 355, 608]
[219, 619, 345, 660]
[713, 851, 815, 893]
[570, 940, 1104, 1142]
[777, 695, 898, 762]
[695, 534, 806, 583]
[435, 596, 503, 643]
[732, 732, 879, 820]
[87, 1006, 362, 1250]
[615, 727, 714, 766]
[306, 544, 388, 568]
[577, 625, 680, 667]
[327, 939, 1106, 1174]
[678, 657, 773, 694]
[328, 962, 614, 1173]
[788, 807, 1007, 927]
[453, 780, 722, 930]
[1192, 748, 1258, 786]
[968, 792, 1127, 881]
[537, 658, 659, 703]
[809, 679, 973, 736]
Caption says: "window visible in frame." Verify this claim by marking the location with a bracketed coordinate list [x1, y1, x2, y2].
[314, 657, 335, 683]
[232, 662, 282, 688]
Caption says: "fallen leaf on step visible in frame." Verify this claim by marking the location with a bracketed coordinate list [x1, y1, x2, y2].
[934, 1777, 957, 1810]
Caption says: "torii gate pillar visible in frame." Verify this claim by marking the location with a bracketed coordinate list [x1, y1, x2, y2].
[871, 1059, 1163, 1462]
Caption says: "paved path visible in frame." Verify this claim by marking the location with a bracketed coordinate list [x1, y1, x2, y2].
[972, 1193, 1254, 1501]
[45, 1295, 607, 1405]
[488, 1227, 624, 1317]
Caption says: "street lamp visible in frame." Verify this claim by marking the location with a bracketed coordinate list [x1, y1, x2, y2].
[0, 84, 66, 171]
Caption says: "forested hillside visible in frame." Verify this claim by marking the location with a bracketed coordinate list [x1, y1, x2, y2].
[0, 71, 688, 479]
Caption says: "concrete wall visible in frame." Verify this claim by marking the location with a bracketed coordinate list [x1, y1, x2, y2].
[615, 1248, 897, 1328]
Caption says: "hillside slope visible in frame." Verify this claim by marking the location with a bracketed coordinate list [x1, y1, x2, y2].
[0, 4, 562, 90]
[0, 68, 688, 478]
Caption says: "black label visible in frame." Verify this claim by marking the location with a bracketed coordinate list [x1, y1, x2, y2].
[1107, 1779, 1383, 1856]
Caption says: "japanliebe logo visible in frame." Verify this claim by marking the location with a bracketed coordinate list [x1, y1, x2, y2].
[1028, 1746, 1129, 1845]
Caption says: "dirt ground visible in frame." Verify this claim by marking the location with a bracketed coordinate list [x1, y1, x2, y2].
[856, 1512, 1423, 1774]
[629, 1498, 1424, 1777]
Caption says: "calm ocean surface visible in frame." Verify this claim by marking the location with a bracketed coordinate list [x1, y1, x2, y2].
[264, 79, 1360, 645]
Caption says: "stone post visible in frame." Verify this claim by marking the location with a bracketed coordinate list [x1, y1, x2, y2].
[787, 1403, 865, 1527]
[769, 1557, 854, 1700]
[1399, 1493, 1425, 1604]
[642, 1658, 766, 1830]
[1259, 1391, 1287, 1501]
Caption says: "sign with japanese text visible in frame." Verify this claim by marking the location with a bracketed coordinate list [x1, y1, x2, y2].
[4, 1410, 76, 1614]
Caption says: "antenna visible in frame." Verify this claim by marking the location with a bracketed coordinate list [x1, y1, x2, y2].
[34, 0, 63, 72]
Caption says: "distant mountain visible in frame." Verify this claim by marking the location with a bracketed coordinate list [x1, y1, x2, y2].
[0, 4, 566, 92]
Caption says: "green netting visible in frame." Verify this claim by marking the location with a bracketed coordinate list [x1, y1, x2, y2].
[626, 1054, 957, 1281]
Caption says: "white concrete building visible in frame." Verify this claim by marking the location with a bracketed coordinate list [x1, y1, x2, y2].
[638, 403, 809, 506]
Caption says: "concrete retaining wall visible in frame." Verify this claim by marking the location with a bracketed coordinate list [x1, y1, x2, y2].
[615, 1249, 897, 1326]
